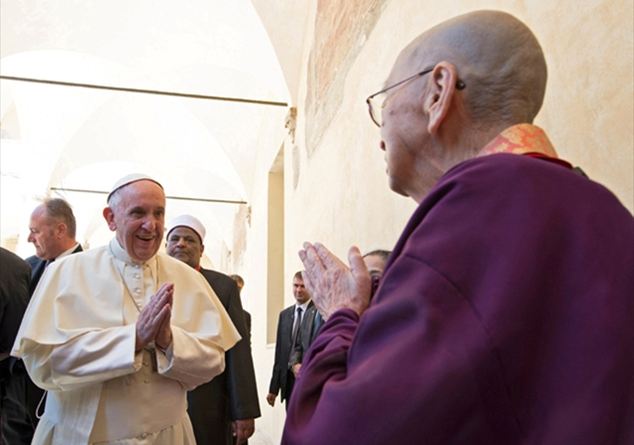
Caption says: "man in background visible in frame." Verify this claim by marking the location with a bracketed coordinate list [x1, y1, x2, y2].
[167, 215, 260, 445]
[289, 250, 390, 381]
[362, 250, 390, 280]
[0, 247, 30, 444]
[26, 198, 82, 295]
[5, 198, 83, 444]
[267, 272, 312, 409]
[230, 274, 252, 342]
[288, 296, 322, 381]
[363, 249, 390, 299]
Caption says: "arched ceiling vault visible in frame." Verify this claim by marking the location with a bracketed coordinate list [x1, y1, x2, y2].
[0, 0, 308, 263]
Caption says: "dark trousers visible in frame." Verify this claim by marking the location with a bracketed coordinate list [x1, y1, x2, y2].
[187, 380, 233, 445]
[0, 362, 43, 445]
[283, 371, 296, 412]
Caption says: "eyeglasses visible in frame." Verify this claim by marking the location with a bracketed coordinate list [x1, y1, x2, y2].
[366, 67, 466, 127]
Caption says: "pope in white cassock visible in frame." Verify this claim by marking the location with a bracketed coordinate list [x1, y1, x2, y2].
[11, 174, 240, 445]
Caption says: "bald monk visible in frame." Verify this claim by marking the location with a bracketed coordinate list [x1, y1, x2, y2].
[12, 174, 240, 444]
[285, 10, 634, 445]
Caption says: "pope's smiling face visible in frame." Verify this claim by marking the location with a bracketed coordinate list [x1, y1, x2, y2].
[104, 180, 166, 263]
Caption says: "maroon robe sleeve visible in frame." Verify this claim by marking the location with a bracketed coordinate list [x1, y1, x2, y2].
[283, 257, 519, 444]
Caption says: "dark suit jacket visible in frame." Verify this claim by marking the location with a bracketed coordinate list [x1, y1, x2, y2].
[243, 310, 252, 345]
[269, 301, 314, 402]
[289, 304, 324, 368]
[187, 268, 261, 445]
[0, 248, 30, 359]
[0, 248, 31, 445]
[26, 244, 83, 296]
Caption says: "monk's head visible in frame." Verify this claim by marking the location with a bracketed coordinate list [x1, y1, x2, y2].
[103, 177, 166, 263]
[373, 10, 547, 202]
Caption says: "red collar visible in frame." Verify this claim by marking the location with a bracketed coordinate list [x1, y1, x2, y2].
[478, 124, 572, 170]
[480, 124, 557, 157]
[523, 151, 573, 169]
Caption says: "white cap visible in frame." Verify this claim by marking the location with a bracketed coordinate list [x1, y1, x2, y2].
[166, 214, 206, 242]
[107, 173, 163, 203]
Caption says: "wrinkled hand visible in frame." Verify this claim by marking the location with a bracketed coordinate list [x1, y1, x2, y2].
[232, 419, 255, 444]
[298, 243, 371, 320]
[154, 296, 173, 351]
[135, 283, 173, 352]
[266, 392, 276, 407]
[291, 363, 302, 378]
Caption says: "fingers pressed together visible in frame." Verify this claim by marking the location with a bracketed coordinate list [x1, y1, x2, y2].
[135, 282, 174, 352]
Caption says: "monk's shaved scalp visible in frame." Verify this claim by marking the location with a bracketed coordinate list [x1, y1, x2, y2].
[396, 10, 547, 126]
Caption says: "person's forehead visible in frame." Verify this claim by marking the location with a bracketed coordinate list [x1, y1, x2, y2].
[364, 254, 386, 268]
[129, 178, 164, 193]
[170, 226, 198, 238]
[31, 204, 47, 219]
[31, 206, 54, 225]
[121, 180, 166, 202]
[293, 277, 304, 285]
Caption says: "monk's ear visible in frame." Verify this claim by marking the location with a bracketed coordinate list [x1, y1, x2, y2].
[425, 62, 459, 135]
[103, 207, 116, 232]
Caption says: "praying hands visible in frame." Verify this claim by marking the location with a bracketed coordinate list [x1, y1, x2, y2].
[135, 282, 174, 352]
[298, 242, 372, 320]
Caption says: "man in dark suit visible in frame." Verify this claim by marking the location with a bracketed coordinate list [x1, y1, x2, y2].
[288, 302, 323, 379]
[6, 198, 82, 444]
[230, 274, 252, 345]
[288, 250, 390, 379]
[0, 247, 30, 445]
[166, 215, 260, 445]
[26, 198, 83, 295]
[266, 271, 313, 409]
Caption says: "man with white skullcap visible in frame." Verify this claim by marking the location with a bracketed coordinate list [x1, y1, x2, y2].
[12, 174, 240, 445]
[166, 215, 260, 445]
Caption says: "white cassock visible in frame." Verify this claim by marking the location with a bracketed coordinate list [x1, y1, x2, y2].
[12, 239, 240, 445]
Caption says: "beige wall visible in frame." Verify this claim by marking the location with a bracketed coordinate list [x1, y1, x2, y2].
[244, 1, 633, 443]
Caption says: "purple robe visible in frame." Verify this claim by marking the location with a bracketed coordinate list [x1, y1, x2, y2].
[283, 153, 634, 444]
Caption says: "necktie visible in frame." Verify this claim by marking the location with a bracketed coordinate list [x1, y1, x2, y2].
[291, 307, 303, 346]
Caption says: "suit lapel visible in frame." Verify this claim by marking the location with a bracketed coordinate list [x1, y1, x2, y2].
[28, 258, 47, 296]
[28, 244, 83, 296]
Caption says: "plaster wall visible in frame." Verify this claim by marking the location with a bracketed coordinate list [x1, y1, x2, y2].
[242, 0, 633, 443]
